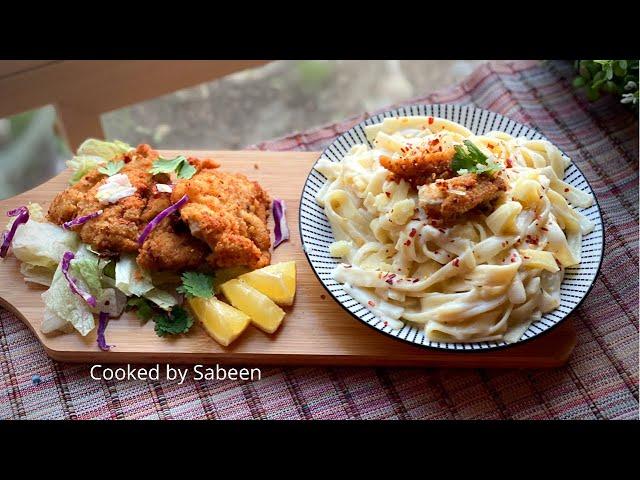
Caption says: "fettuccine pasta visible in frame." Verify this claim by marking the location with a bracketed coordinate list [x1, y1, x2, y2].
[315, 116, 594, 343]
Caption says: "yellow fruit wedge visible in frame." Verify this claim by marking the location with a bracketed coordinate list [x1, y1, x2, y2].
[220, 279, 286, 334]
[238, 261, 297, 306]
[187, 296, 250, 347]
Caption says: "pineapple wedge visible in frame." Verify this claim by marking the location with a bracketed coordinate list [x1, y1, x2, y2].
[238, 261, 297, 306]
[220, 279, 286, 334]
[187, 296, 250, 347]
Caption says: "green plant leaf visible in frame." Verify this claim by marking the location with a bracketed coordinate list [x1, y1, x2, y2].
[586, 87, 601, 101]
[605, 65, 614, 80]
[153, 306, 194, 337]
[176, 271, 215, 298]
[579, 61, 591, 80]
[613, 61, 627, 77]
[573, 76, 586, 88]
[97, 160, 125, 177]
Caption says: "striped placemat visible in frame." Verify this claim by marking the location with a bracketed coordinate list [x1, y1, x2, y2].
[1, 60, 637, 419]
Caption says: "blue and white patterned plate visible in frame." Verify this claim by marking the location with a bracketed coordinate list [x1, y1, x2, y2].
[299, 104, 604, 351]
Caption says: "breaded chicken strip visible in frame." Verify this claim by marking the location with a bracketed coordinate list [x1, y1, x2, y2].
[380, 140, 455, 188]
[419, 173, 507, 221]
[172, 167, 271, 269]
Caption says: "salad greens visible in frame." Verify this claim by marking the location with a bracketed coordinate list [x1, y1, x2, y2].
[114, 254, 177, 310]
[149, 155, 196, 180]
[451, 140, 503, 176]
[67, 139, 133, 185]
[76, 139, 132, 160]
[127, 297, 155, 322]
[11, 218, 79, 269]
[176, 271, 215, 298]
[153, 306, 194, 337]
[98, 160, 125, 177]
[41, 262, 96, 335]
[126, 297, 195, 337]
[67, 155, 106, 185]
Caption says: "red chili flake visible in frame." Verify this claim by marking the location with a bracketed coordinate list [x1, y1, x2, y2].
[344, 265, 352, 268]
[254, 163, 259, 170]
[527, 236, 539, 245]
[555, 258, 562, 267]
[541, 227, 548, 232]
[383, 321, 388, 327]
[383, 273, 397, 285]
[539, 195, 544, 199]
[438, 228, 446, 234]
[412, 278, 420, 283]
[385, 191, 391, 197]
[524, 256, 531, 260]
[368, 300, 376, 307]
[434, 250, 439, 254]
[409, 228, 417, 238]
[487, 143, 494, 149]
[450, 240, 455, 243]
[506, 158, 513, 168]
[438, 146, 443, 152]
[320, 294, 326, 300]
[404, 239, 412, 246]
[453, 258, 460, 267]
[428, 117, 434, 125]
[564, 187, 570, 192]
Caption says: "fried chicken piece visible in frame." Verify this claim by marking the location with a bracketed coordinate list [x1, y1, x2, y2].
[172, 167, 271, 270]
[418, 173, 507, 221]
[380, 141, 455, 188]
[136, 223, 210, 271]
[48, 169, 105, 225]
[48, 144, 159, 254]
[135, 194, 210, 271]
[48, 144, 207, 272]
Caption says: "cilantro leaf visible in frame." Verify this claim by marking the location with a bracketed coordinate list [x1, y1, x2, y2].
[451, 140, 502, 176]
[149, 155, 196, 180]
[177, 162, 196, 179]
[126, 297, 154, 322]
[176, 271, 215, 298]
[153, 306, 194, 337]
[98, 160, 125, 176]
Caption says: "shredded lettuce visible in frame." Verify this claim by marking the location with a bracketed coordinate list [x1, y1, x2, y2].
[76, 139, 133, 160]
[41, 263, 95, 336]
[66, 155, 107, 185]
[20, 263, 55, 286]
[40, 245, 126, 335]
[115, 254, 154, 296]
[67, 139, 133, 185]
[144, 288, 178, 310]
[114, 254, 177, 310]
[11, 220, 79, 269]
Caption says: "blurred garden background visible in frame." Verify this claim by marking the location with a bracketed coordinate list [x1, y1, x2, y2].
[0, 60, 484, 199]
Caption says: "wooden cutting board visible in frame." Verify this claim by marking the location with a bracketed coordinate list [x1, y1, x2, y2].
[0, 150, 576, 367]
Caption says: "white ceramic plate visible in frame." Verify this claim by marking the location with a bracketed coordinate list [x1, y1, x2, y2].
[299, 104, 604, 351]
